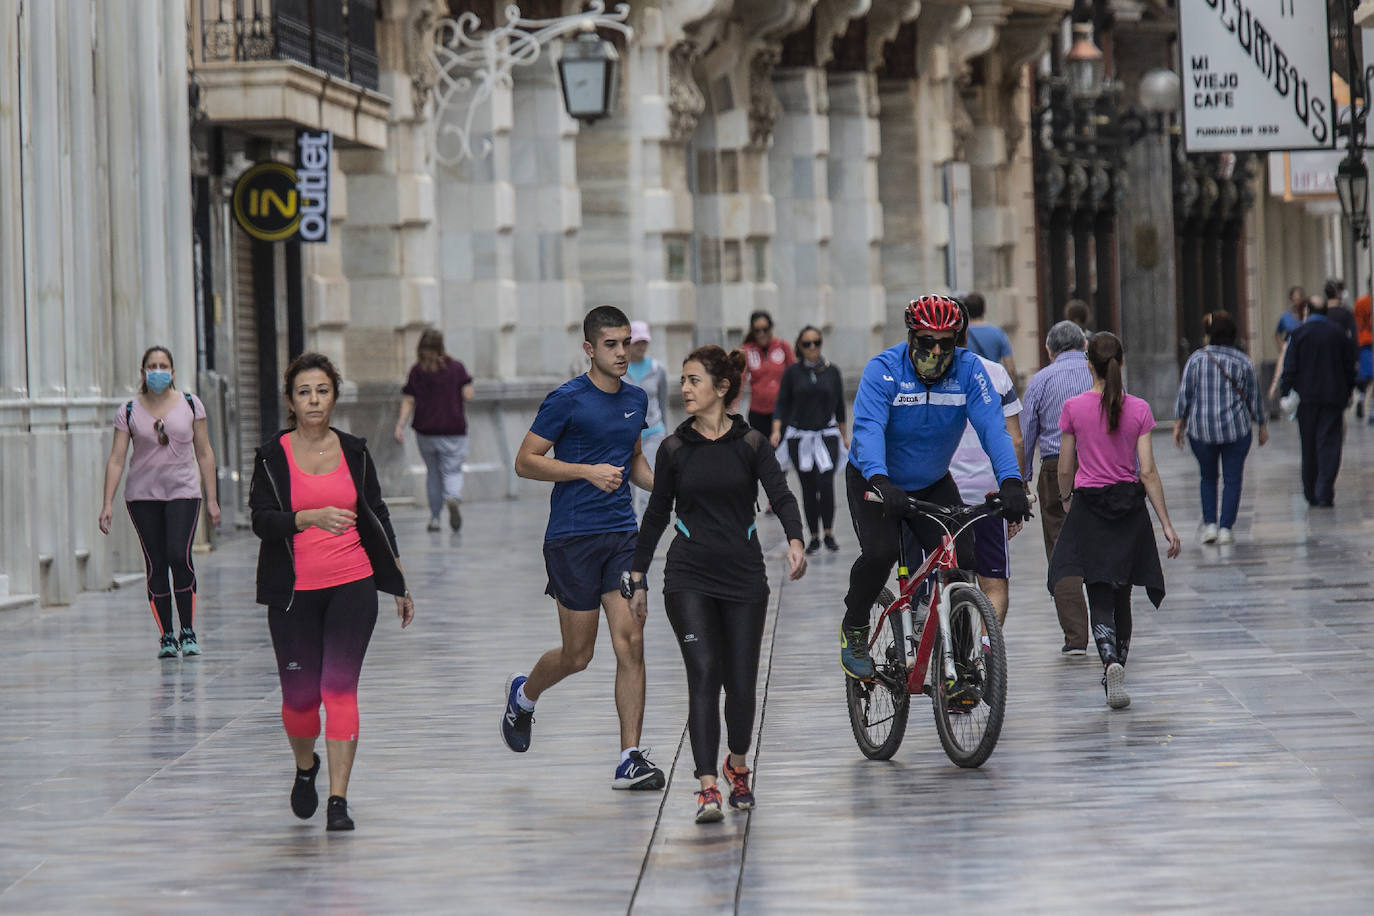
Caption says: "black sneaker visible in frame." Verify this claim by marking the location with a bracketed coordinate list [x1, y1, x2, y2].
[612, 748, 666, 790]
[500, 673, 534, 753]
[446, 497, 463, 532]
[291, 753, 320, 819]
[326, 795, 354, 831]
[1060, 644, 1087, 657]
[823, 534, 839, 552]
[158, 634, 179, 658]
[805, 536, 821, 554]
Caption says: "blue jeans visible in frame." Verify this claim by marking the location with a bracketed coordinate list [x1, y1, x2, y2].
[1188, 432, 1251, 529]
[415, 433, 469, 519]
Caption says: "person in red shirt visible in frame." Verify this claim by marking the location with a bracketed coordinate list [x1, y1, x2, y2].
[1355, 289, 1372, 421]
[741, 310, 795, 438]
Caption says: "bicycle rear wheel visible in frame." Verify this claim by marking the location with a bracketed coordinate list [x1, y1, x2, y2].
[930, 586, 1006, 768]
[845, 588, 911, 760]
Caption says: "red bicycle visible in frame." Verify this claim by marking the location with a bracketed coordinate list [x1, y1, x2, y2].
[845, 493, 1008, 766]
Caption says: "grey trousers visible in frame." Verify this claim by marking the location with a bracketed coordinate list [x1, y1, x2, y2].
[1038, 457, 1089, 648]
[415, 433, 469, 518]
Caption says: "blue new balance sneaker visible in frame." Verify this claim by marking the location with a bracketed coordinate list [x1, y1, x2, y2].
[501, 673, 534, 753]
[612, 748, 665, 790]
[839, 624, 875, 680]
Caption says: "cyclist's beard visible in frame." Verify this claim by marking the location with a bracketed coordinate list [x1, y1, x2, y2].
[911, 345, 954, 383]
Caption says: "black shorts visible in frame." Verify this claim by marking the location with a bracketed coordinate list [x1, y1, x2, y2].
[971, 515, 1008, 579]
[543, 530, 638, 611]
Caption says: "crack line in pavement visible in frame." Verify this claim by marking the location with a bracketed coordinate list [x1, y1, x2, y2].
[626, 723, 688, 914]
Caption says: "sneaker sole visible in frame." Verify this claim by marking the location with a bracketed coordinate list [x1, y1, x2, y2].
[1105, 663, 1130, 709]
[447, 498, 462, 532]
[1061, 647, 1087, 657]
[500, 673, 530, 753]
[728, 798, 755, 811]
[612, 771, 666, 791]
[695, 806, 724, 824]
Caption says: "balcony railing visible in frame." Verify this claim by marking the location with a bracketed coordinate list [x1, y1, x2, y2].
[196, 0, 378, 91]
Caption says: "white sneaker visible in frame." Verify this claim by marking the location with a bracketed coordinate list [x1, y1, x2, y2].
[1200, 523, 1219, 544]
[1216, 527, 1234, 545]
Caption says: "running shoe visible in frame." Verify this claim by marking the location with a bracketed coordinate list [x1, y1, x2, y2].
[839, 624, 875, 680]
[695, 785, 724, 824]
[158, 634, 179, 658]
[1060, 644, 1088, 657]
[613, 749, 665, 790]
[500, 673, 534, 753]
[426, 517, 441, 532]
[823, 534, 839, 552]
[178, 628, 201, 656]
[1216, 527, 1234, 545]
[446, 497, 463, 532]
[326, 795, 354, 831]
[291, 752, 320, 819]
[722, 757, 754, 810]
[1200, 523, 1219, 544]
[1103, 662, 1130, 709]
[806, 536, 821, 555]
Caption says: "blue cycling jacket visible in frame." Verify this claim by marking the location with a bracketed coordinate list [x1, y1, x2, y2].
[849, 343, 1021, 493]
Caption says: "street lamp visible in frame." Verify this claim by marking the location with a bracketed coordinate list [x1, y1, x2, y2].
[557, 28, 620, 124]
[1065, 22, 1104, 100]
[429, 2, 633, 165]
[1336, 153, 1370, 246]
[1138, 68, 1180, 115]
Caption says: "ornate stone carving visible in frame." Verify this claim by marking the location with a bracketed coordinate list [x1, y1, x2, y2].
[815, 0, 871, 68]
[668, 39, 707, 143]
[747, 45, 784, 150]
[866, 0, 922, 71]
[406, 0, 448, 116]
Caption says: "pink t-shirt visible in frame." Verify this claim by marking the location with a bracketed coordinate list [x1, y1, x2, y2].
[113, 392, 207, 501]
[282, 434, 373, 591]
[1058, 391, 1156, 489]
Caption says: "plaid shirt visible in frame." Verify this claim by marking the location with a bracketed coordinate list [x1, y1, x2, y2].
[1020, 350, 1093, 477]
[1175, 345, 1265, 444]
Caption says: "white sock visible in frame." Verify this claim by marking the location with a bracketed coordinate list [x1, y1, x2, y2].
[620, 746, 638, 765]
[515, 684, 535, 712]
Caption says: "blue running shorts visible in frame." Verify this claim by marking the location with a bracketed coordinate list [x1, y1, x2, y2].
[543, 530, 638, 611]
[971, 515, 1009, 579]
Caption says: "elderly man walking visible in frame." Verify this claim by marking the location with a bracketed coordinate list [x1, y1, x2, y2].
[1020, 320, 1094, 655]
[1280, 297, 1357, 507]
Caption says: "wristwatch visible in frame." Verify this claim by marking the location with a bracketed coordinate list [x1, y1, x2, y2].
[619, 571, 648, 600]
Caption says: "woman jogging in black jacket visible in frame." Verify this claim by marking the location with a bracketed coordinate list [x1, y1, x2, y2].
[249, 352, 414, 831]
[627, 345, 807, 824]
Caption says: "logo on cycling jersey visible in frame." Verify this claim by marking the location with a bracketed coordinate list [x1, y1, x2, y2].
[973, 369, 993, 405]
[893, 393, 921, 406]
[899, 380, 916, 391]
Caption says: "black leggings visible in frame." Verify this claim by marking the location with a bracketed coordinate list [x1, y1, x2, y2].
[665, 591, 769, 779]
[842, 464, 973, 629]
[788, 437, 839, 535]
[1086, 582, 1132, 666]
[126, 499, 201, 635]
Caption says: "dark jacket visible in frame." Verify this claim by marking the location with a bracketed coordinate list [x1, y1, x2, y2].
[774, 360, 846, 432]
[1279, 315, 1358, 406]
[249, 428, 406, 608]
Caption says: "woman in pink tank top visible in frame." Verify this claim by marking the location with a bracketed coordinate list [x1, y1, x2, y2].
[1048, 333, 1181, 711]
[249, 352, 414, 832]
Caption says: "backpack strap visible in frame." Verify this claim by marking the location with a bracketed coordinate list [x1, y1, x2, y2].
[125, 400, 134, 425]
[184, 391, 196, 415]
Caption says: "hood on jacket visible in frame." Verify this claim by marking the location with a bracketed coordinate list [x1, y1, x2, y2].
[672, 414, 752, 444]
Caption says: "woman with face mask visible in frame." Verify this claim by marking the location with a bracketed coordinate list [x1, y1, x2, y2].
[99, 346, 221, 658]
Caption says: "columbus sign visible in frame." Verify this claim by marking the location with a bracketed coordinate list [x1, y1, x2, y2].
[1178, 0, 1335, 153]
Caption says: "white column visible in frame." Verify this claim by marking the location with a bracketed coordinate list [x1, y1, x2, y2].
[769, 67, 832, 331]
[826, 71, 884, 370]
[304, 156, 351, 368]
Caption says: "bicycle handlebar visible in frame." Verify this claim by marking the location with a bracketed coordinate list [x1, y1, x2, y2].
[863, 490, 1010, 525]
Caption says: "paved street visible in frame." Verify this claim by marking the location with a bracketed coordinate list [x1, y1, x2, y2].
[2, 418, 1373, 913]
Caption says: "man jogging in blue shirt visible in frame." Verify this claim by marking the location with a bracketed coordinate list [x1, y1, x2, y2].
[500, 305, 665, 790]
[839, 296, 1031, 679]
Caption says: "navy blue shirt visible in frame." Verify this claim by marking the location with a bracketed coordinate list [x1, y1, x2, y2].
[530, 374, 647, 540]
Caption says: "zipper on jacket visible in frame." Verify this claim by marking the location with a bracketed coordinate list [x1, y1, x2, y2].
[260, 454, 297, 612]
[358, 451, 403, 568]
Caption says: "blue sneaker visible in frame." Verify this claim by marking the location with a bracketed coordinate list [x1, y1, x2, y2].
[612, 748, 665, 790]
[158, 634, 179, 659]
[178, 628, 201, 656]
[839, 624, 875, 680]
[500, 673, 534, 753]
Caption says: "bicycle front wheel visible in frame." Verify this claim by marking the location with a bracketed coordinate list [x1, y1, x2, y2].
[846, 588, 911, 760]
[930, 586, 1006, 768]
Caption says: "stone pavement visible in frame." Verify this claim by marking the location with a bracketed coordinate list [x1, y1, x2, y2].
[2, 419, 1373, 913]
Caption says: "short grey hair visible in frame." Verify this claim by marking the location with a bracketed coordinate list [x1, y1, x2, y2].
[1046, 319, 1088, 356]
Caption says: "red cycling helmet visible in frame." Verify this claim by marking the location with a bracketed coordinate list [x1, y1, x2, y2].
[904, 296, 966, 333]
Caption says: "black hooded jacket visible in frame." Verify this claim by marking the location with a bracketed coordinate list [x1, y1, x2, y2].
[249, 428, 406, 608]
[632, 415, 804, 600]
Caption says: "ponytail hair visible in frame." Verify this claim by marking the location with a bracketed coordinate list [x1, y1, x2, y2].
[686, 345, 747, 404]
[1087, 331, 1125, 433]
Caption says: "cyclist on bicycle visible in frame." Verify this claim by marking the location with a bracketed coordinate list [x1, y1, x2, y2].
[840, 295, 1031, 679]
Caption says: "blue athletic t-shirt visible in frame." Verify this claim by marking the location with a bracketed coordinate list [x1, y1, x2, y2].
[531, 374, 648, 541]
[966, 324, 1013, 362]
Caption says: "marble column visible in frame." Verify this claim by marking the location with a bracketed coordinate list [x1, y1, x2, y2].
[769, 68, 833, 332]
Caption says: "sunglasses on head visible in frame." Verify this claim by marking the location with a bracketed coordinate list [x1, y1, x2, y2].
[913, 334, 954, 351]
[799, 338, 822, 348]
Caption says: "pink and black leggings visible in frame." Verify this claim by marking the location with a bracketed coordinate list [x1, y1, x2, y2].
[268, 577, 378, 742]
[126, 498, 201, 635]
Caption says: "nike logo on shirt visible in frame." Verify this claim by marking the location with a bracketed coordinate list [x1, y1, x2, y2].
[624, 411, 637, 418]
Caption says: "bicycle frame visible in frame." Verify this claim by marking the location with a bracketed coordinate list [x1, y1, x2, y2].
[869, 508, 988, 696]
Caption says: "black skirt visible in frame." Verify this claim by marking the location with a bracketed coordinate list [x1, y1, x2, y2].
[1047, 481, 1165, 607]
